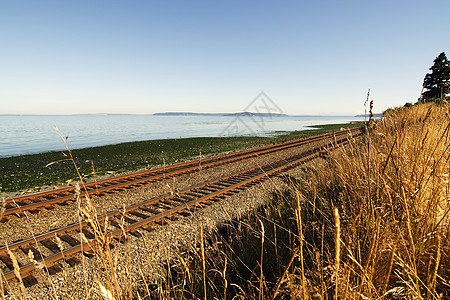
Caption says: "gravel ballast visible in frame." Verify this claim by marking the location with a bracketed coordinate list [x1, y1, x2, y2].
[0, 135, 345, 299]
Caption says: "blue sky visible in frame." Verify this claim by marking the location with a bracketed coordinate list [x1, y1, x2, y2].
[1, 1, 449, 115]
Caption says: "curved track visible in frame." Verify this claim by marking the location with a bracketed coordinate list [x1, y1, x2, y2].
[1, 128, 359, 219]
[0, 129, 361, 287]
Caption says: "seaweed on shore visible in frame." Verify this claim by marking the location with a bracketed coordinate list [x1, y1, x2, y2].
[0, 122, 362, 195]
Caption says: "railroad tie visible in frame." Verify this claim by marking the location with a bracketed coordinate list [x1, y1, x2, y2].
[140, 206, 161, 215]
[129, 210, 150, 219]
[20, 246, 43, 261]
[22, 275, 38, 287]
[58, 234, 81, 247]
[0, 254, 14, 270]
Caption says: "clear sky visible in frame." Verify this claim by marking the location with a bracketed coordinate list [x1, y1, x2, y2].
[1, 0, 449, 115]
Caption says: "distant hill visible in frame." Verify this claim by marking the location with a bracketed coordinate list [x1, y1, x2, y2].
[153, 112, 288, 117]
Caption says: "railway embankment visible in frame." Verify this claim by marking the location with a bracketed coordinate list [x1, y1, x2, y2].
[1, 126, 360, 298]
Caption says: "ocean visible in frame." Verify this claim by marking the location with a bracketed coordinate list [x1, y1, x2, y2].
[0, 114, 364, 158]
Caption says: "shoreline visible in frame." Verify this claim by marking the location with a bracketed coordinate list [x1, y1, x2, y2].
[0, 114, 365, 158]
[0, 122, 362, 196]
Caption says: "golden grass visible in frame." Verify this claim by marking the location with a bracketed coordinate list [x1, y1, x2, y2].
[163, 102, 449, 299]
[3, 103, 448, 299]
[284, 102, 450, 299]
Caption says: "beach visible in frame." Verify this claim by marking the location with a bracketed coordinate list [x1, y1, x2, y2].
[0, 122, 362, 195]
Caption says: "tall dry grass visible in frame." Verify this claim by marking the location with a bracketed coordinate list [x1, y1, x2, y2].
[161, 102, 449, 299]
[281, 102, 450, 299]
[88, 102, 449, 299]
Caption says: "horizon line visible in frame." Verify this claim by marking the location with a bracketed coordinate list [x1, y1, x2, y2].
[0, 111, 379, 117]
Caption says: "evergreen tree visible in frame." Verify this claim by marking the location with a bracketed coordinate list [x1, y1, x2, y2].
[422, 52, 450, 101]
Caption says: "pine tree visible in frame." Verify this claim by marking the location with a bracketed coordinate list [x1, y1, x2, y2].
[422, 52, 450, 102]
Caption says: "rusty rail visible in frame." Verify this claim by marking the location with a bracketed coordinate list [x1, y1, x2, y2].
[2, 128, 359, 219]
[0, 129, 360, 287]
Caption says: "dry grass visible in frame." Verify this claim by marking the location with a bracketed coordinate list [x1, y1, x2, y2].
[158, 102, 449, 299]
[261, 102, 449, 299]
[2, 103, 448, 299]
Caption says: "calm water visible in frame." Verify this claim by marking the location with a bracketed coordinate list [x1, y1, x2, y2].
[0, 114, 363, 157]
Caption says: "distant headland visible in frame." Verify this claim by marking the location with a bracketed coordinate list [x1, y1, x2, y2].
[153, 112, 289, 117]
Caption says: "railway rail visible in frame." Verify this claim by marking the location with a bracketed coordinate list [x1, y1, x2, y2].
[0, 129, 360, 287]
[1, 128, 360, 219]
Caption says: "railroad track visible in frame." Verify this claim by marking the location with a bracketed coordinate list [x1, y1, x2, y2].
[1, 128, 360, 219]
[0, 129, 360, 287]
